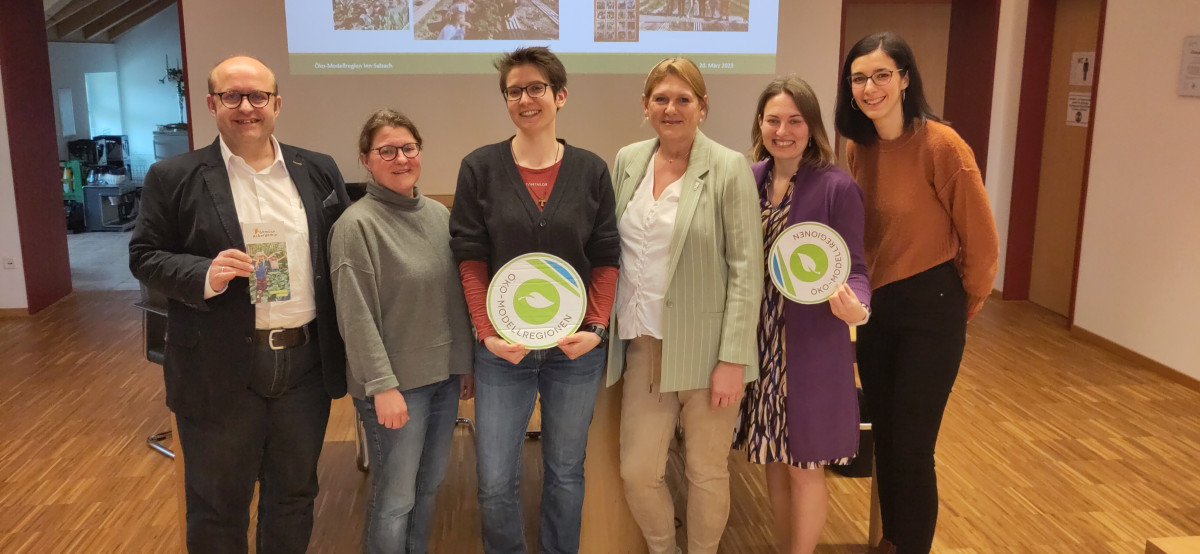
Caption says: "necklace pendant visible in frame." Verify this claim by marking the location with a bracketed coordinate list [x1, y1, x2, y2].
[538, 199, 547, 209]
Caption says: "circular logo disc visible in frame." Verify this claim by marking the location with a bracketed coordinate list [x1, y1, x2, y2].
[487, 253, 587, 349]
[768, 222, 850, 304]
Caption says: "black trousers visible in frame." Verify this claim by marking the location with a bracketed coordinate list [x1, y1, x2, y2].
[175, 330, 331, 554]
[856, 262, 967, 554]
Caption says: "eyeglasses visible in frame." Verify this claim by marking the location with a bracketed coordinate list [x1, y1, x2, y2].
[503, 82, 549, 102]
[212, 90, 275, 109]
[371, 143, 421, 161]
[847, 69, 905, 89]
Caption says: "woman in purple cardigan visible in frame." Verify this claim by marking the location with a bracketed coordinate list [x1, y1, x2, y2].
[733, 76, 871, 554]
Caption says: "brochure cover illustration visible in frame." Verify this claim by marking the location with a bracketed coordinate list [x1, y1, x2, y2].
[243, 223, 293, 304]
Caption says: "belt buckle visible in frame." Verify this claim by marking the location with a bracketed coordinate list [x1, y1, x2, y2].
[268, 329, 287, 351]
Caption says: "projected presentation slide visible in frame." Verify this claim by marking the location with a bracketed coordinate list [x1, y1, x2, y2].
[287, 0, 779, 75]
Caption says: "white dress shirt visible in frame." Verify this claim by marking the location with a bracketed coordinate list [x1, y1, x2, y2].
[615, 156, 682, 340]
[204, 135, 315, 330]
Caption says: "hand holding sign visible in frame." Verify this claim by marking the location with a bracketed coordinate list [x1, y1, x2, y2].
[483, 335, 528, 365]
[828, 283, 867, 325]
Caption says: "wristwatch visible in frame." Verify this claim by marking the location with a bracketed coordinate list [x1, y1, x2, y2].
[583, 323, 609, 345]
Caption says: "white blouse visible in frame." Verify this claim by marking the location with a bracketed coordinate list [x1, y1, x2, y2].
[615, 157, 682, 340]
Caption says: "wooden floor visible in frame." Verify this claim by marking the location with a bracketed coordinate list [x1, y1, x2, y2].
[3, 291, 1200, 552]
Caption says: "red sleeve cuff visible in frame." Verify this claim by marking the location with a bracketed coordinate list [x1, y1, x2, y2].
[459, 260, 497, 341]
[583, 266, 619, 326]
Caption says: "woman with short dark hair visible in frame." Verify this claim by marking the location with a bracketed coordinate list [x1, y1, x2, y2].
[834, 32, 1000, 554]
[449, 46, 620, 554]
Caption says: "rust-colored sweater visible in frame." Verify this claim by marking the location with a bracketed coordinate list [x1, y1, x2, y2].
[846, 120, 999, 314]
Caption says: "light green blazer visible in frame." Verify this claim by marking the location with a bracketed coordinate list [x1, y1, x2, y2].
[605, 131, 764, 393]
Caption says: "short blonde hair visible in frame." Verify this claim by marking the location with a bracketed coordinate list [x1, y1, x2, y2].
[642, 57, 708, 113]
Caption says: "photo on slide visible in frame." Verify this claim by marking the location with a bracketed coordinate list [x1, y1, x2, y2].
[333, 0, 411, 30]
[639, 0, 747, 31]
[594, 0, 639, 42]
[414, 0, 560, 40]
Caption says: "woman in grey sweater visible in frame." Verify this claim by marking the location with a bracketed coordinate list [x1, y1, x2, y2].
[329, 109, 474, 554]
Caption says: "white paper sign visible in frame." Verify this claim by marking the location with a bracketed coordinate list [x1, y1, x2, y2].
[1070, 52, 1095, 86]
[1179, 36, 1200, 97]
[1066, 92, 1091, 127]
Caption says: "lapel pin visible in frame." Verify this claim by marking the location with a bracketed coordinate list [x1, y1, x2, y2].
[292, 160, 303, 166]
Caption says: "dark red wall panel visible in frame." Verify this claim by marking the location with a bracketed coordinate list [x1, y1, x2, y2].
[1, 0, 72, 313]
[944, 0, 1001, 175]
[1002, 0, 1057, 300]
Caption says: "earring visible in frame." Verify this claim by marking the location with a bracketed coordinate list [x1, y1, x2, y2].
[902, 90, 906, 102]
[851, 99, 860, 111]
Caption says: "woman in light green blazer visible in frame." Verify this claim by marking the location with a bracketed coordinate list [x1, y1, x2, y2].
[606, 57, 763, 554]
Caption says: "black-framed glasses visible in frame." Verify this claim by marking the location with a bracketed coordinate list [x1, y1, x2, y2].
[847, 69, 905, 89]
[212, 90, 275, 109]
[372, 143, 421, 161]
[503, 82, 549, 102]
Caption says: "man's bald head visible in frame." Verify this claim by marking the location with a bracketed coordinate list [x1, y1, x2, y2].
[207, 55, 278, 94]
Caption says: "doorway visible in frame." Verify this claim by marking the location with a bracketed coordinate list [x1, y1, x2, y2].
[1004, 0, 1106, 321]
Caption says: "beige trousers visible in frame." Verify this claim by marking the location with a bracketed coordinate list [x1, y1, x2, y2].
[619, 336, 740, 554]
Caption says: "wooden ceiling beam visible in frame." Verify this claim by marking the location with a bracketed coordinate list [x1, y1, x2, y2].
[54, 0, 131, 37]
[82, 0, 154, 39]
[106, 0, 175, 40]
[45, 0, 97, 28]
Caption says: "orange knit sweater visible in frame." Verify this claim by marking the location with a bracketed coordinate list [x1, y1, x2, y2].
[846, 120, 999, 314]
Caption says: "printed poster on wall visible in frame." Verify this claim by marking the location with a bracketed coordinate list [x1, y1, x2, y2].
[1179, 35, 1200, 97]
[1066, 92, 1091, 128]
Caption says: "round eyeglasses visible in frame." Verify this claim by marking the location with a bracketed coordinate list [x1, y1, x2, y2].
[847, 69, 905, 89]
[213, 90, 275, 109]
[503, 82, 549, 102]
[372, 143, 421, 161]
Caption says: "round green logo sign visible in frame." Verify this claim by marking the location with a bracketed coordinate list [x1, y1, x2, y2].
[486, 253, 586, 349]
[768, 222, 849, 304]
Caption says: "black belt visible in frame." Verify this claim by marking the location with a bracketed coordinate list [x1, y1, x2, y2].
[253, 321, 314, 350]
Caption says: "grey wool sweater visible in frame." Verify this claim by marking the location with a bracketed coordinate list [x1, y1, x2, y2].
[329, 182, 473, 399]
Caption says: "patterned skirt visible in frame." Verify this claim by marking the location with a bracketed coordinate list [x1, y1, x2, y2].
[733, 184, 851, 468]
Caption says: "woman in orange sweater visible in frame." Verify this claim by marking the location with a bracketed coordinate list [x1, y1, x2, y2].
[834, 32, 999, 554]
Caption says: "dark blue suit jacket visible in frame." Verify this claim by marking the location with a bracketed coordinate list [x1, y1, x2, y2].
[130, 137, 350, 418]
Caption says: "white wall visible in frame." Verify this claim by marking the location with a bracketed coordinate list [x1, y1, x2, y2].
[115, 5, 184, 173]
[984, 0, 1030, 292]
[180, 0, 845, 193]
[1074, 0, 1200, 377]
[0, 62, 30, 310]
[47, 42, 118, 159]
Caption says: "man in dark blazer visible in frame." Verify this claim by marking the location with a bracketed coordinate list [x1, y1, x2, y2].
[129, 55, 349, 553]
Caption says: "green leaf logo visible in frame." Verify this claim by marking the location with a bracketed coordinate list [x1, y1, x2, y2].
[514, 279, 560, 325]
[789, 244, 828, 283]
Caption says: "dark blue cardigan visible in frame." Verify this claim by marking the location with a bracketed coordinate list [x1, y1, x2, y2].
[449, 138, 620, 289]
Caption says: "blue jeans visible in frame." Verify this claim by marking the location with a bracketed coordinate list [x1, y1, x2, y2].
[354, 375, 461, 554]
[473, 344, 606, 554]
